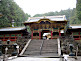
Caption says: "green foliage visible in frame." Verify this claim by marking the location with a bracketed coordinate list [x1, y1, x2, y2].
[0, 0, 30, 28]
[26, 26, 31, 33]
[69, 8, 78, 24]
[33, 8, 80, 24]
[76, 0, 81, 20]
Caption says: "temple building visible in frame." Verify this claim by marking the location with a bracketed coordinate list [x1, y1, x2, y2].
[24, 15, 68, 39]
[68, 25, 81, 42]
[0, 27, 28, 45]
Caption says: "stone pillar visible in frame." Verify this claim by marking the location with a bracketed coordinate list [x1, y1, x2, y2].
[31, 31, 33, 40]
[51, 31, 53, 39]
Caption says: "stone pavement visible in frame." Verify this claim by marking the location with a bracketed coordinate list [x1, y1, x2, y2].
[67, 57, 81, 61]
[0, 56, 80, 61]
[8, 57, 61, 61]
[63, 54, 81, 61]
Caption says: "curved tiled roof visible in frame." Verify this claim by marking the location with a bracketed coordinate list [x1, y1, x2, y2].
[70, 25, 81, 29]
[24, 15, 67, 23]
[0, 27, 26, 31]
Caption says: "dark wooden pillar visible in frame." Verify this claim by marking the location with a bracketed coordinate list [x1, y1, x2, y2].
[51, 31, 53, 39]
[39, 31, 41, 39]
[79, 31, 80, 40]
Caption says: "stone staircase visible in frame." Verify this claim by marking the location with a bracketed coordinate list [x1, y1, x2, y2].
[23, 40, 42, 56]
[23, 39, 58, 57]
[41, 39, 58, 56]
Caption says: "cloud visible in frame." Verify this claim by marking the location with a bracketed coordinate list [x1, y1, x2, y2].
[14, 0, 76, 16]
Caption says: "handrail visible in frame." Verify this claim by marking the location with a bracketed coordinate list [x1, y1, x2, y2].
[57, 38, 61, 56]
[40, 40, 44, 55]
[19, 39, 31, 56]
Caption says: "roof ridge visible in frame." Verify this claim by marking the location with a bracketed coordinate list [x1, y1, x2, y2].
[29, 15, 65, 19]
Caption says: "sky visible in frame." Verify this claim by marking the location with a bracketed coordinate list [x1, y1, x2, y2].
[14, 0, 76, 16]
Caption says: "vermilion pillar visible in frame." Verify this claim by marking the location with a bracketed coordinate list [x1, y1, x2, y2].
[31, 31, 33, 40]
[39, 31, 41, 39]
[51, 31, 53, 39]
[59, 30, 61, 36]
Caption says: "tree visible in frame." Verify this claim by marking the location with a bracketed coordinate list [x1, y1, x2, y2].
[76, 0, 81, 20]
[0, 0, 30, 28]
[33, 8, 80, 24]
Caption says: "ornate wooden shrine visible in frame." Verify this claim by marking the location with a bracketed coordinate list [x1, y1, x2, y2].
[24, 15, 68, 39]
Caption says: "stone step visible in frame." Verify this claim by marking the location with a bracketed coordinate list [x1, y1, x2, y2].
[23, 40, 42, 55]
[23, 39, 58, 56]
[42, 39, 58, 55]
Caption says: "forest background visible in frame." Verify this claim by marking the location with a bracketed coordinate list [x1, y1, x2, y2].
[0, 0, 81, 28]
